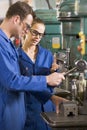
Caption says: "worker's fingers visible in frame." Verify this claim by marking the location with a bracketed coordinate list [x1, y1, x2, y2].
[56, 104, 59, 114]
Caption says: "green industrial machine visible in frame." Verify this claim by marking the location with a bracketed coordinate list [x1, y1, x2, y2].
[35, 0, 87, 91]
[56, 0, 87, 61]
[35, 0, 87, 64]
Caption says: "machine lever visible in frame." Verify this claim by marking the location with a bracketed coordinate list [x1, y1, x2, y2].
[64, 67, 77, 76]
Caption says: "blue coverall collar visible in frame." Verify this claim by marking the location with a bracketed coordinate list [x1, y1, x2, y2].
[0, 29, 10, 42]
[0, 29, 18, 58]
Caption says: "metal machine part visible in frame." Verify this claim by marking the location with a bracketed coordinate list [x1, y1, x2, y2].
[75, 59, 87, 72]
[71, 79, 77, 101]
[56, 49, 71, 73]
[65, 67, 77, 76]
[56, 0, 87, 20]
[65, 59, 87, 99]
[59, 101, 78, 117]
[54, 87, 71, 98]
[76, 73, 87, 101]
[56, 51, 68, 72]
[65, 59, 87, 75]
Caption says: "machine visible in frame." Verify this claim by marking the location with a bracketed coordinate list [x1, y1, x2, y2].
[55, 0, 87, 116]
[39, 0, 87, 129]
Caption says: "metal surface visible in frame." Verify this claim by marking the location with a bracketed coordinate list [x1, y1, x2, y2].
[41, 112, 87, 128]
[54, 88, 71, 98]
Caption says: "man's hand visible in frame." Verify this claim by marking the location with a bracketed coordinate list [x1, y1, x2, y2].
[50, 95, 68, 114]
[46, 72, 65, 86]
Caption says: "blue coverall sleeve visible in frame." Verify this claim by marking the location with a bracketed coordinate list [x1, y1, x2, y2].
[30, 91, 53, 104]
[0, 47, 47, 92]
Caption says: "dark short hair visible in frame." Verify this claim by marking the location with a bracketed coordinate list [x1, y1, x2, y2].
[6, 1, 36, 21]
[31, 17, 45, 27]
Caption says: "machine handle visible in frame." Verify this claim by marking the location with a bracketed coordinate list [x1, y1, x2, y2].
[64, 67, 77, 76]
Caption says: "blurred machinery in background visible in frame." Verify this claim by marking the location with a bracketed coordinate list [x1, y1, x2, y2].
[56, 0, 87, 115]
[39, 2, 87, 129]
[35, 0, 87, 116]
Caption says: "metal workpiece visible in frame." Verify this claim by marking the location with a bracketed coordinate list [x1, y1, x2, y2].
[59, 101, 78, 117]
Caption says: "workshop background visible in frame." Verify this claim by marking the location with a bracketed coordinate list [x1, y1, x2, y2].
[1, 0, 87, 130]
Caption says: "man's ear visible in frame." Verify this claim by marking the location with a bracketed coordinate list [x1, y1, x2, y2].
[13, 15, 20, 24]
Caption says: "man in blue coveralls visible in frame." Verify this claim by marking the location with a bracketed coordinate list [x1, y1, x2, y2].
[0, 1, 65, 130]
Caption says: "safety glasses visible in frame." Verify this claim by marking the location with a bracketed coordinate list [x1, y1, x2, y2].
[30, 29, 44, 39]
